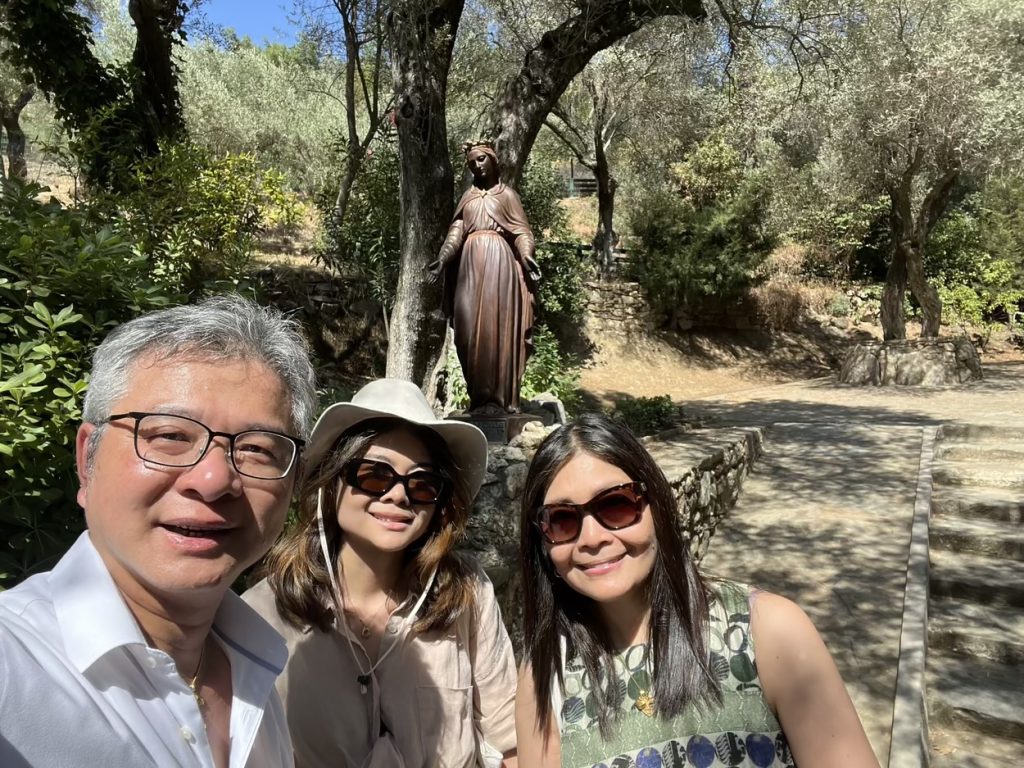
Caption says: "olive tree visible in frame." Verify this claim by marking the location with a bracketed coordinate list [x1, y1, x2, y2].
[826, 0, 1024, 339]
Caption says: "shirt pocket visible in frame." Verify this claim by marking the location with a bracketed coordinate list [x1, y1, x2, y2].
[417, 684, 475, 768]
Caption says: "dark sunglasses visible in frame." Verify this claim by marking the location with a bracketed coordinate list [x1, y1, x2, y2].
[536, 481, 647, 545]
[342, 459, 449, 505]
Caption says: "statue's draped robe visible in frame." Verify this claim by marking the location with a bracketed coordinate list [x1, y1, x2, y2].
[441, 183, 536, 412]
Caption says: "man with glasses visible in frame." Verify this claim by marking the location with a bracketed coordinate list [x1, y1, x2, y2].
[0, 295, 316, 767]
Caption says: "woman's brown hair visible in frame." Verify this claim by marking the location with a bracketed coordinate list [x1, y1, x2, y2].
[262, 417, 477, 634]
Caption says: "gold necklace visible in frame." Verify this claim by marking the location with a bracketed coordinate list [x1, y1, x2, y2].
[633, 647, 655, 717]
[348, 591, 395, 639]
[186, 642, 206, 709]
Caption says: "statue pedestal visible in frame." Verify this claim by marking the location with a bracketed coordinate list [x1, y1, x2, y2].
[448, 412, 544, 444]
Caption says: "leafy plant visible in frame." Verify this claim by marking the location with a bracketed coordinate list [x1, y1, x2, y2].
[113, 141, 300, 296]
[0, 181, 184, 587]
[607, 395, 679, 436]
[316, 137, 401, 318]
[628, 176, 776, 317]
[521, 324, 582, 414]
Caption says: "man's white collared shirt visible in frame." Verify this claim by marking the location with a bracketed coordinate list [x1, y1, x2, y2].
[0, 532, 293, 767]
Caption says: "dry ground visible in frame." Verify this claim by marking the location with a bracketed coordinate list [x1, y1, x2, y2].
[578, 319, 1024, 407]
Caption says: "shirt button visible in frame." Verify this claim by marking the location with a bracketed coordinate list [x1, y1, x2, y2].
[143, 655, 158, 669]
[386, 620, 399, 634]
[180, 726, 196, 743]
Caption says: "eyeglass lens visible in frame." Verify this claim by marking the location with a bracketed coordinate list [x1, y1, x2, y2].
[539, 482, 645, 544]
[133, 413, 297, 479]
[346, 459, 447, 504]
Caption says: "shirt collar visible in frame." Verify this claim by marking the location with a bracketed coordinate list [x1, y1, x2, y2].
[51, 532, 148, 673]
[52, 532, 287, 676]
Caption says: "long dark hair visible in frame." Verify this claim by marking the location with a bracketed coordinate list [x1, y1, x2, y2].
[263, 417, 476, 634]
[520, 413, 720, 738]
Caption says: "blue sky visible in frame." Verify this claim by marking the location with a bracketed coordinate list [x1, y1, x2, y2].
[199, 0, 297, 45]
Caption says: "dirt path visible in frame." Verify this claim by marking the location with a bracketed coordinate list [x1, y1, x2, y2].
[578, 322, 1024, 407]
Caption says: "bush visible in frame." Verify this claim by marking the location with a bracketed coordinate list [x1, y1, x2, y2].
[114, 141, 300, 296]
[0, 181, 185, 587]
[316, 137, 402, 315]
[522, 325, 582, 414]
[534, 241, 593, 336]
[607, 395, 679, 436]
[628, 177, 776, 318]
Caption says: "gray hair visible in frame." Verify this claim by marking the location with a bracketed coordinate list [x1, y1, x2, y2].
[82, 295, 317, 463]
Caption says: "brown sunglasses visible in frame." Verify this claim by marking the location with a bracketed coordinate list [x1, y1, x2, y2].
[536, 481, 647, 545]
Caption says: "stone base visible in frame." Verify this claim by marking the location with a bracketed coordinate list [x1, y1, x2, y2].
[448, 412, 545, 444]
[839, 337, 983, 386]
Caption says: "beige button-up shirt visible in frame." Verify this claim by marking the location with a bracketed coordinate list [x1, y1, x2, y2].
[244, 572, 517, 768]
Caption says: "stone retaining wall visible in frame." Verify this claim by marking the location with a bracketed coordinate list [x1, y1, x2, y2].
[840, 337, 983, 386]
[585, 280, 761, 336]
[465, 422, 764, 649]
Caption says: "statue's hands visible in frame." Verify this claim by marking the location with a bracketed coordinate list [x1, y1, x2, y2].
[523, 254, 542, 290]
[426, 259, 444, 284]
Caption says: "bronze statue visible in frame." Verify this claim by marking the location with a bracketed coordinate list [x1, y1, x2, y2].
[429, 141, 540, 414]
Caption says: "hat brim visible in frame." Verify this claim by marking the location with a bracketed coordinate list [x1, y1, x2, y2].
[302, 402, 489, 501]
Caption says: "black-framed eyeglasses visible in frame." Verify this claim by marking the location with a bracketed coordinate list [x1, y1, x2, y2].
[342, 459, 449, 506]
[107, 411, 304, 480]
[536, 481, 647, 545]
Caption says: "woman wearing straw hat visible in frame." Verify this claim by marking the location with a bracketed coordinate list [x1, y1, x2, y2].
[245, 379, 518, 767]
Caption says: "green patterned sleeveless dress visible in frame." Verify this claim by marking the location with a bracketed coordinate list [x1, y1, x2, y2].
[558, 581, 796, 768]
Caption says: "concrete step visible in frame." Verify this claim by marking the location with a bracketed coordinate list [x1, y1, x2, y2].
[934, 442, 1024, 463]
[932, 486, 1024, 525]
[927, 652, 1024, 742]
[929, 596, 1024, 666]
[929, 549, 1024, 608]
[930, 515, 1024, 559]
[939, 425, 1024, 443]
[930, 724, 1022, 767]
[932, 462, 1024, 489]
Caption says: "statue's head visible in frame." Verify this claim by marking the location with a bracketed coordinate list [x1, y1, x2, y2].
[463, 139, 499, 181]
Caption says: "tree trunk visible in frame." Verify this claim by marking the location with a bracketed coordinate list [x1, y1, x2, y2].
[905, 244, 942, 337]
[2, 116, 28, 179]
[592, 147, 617, 274]
[0, 88, 34, 180]
[881, 244, 908, 341]
[484, 0, 704, 185]
[384, 0, 464, 393]
[128, 0, 186, 149]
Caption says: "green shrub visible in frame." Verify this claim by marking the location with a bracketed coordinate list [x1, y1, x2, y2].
[114, 141, 300, 295]
[522, 324, 582, 414]
[607, 395, 679, 436]
[0, 181, 185, 587]
[628, 177, 776, 316]
[517, 158, 570, 241]
[534, 241, 593, 335]
[827, 293, 852, 317]
[316, 137, 401, 313]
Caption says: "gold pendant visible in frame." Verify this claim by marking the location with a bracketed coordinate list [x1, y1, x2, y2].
[634, 691, 655, 717]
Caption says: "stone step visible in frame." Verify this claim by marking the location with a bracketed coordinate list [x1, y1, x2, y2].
[929, 549, 1024, 608]
[939, 425, 1024, 443]
[929, 596, 1024, 666]
[927, 652, 1024, 742]
[931, 486, 1024, 525]
[932, 462, 1024, 490]
[930, 515, 1024, 559]
[934, 442, 1024, 463]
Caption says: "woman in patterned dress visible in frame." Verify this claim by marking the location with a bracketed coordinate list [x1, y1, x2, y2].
[515, 413, 879, 768]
